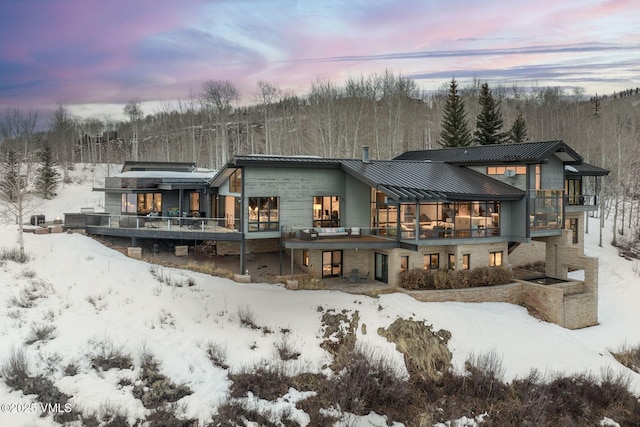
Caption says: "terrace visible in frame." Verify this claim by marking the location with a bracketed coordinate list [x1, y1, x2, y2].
[66, 213, 242, 242]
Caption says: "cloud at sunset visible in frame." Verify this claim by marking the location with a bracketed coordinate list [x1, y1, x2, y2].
[0, 0, 638, 119]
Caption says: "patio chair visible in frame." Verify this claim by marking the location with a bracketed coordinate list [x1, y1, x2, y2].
[349, 268, 359, 283]
[349, 227, 361, 237]
[358, 272, 369, 282]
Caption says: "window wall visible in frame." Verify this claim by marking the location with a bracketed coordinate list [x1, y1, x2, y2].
[121, 193, 162, 215]
[412, 201, 500, 240]
[530, 190, 563, 230]
[248, 196, 279, 231]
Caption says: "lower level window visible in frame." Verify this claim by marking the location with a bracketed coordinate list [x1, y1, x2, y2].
[400, 256, 409, 273]
[424, 254, 439, 270]
[489, 251, 503, 267]
[302, 249, 309, 267]
[462, 254, 470, 270]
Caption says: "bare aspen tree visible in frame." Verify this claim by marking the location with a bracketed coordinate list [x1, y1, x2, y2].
[1, 107, 38, 159]
[255, 81, 280, 155]
[123, 100, 143, 161]
[201, 80, 239, 169]
[50, 103, 77, 183]
[0, 108, 40, 260]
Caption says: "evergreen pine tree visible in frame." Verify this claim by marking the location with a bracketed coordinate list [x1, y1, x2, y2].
[439, 78, 472, 147]
[509, 111, 528, 143]
[35, 143, 60, 199]
[0, 149, 20, 202]
[474, 82, 506, 145]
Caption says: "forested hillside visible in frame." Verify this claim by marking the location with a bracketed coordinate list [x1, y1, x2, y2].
[1, 72, 639, 248]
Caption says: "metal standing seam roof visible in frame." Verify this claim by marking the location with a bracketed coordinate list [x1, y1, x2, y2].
[340, 160, 524, 202]
[394, 140, 583, 165]
[565, 162, 610, 176]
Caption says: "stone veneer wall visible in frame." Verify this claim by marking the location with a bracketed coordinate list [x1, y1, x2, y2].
[509, 241, 546, 267]
[402, 278, 593, 329]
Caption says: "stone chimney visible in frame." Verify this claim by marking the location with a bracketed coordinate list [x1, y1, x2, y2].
[362, 145, 370, 163]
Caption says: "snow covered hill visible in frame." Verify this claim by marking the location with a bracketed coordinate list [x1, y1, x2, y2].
[0, 165, 639, 426]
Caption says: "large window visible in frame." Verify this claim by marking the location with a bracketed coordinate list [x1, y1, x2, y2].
[189, 192, 200, 216]
[121, 193, 162, 215]
[489, 251, 503, 267]
[424, 254, 439, 270]
[565, 178, 583, 205]
[313, 196, 340, 227]
[248, 196, 279, 231]
[229, 169, 242, 193]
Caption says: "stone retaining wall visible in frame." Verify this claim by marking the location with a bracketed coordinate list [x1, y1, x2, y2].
[401, 278, 595, 329]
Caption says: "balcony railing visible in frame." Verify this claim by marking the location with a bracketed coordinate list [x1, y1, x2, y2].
[565, 194, 597, 206]
[79, 213, 240, 233]
[280, 223, 500, 242]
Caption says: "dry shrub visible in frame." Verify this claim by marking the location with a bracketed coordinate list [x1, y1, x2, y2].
[378, 318, 452, 379]
[25, 322, 57, 344]
[90, 338, 133, 371]
[133, 349, 192, 409]
[206, 341, 229, 370]
[611, 342, 640, 373]
[1, 348, 76, 424]
[329, 344, 408, 420]
[212, 400, 280, 427]
[275, 333, 301, 361]
[229, 362, 289, 401]
[236, 304, 258, 329]
[184, 261, 234, 279]
[399, 269, 425, 290]
[399, 266, 513, 290]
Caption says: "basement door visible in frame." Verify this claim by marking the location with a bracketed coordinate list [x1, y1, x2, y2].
[375, 253, 389, 283]
[322, 250, 342, 278]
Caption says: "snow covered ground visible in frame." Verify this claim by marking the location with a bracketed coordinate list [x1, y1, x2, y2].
[0, 165, 639, 426]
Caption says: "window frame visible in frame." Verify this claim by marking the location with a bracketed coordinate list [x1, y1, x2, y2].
[489, 251, 503, 267]
[424, 253, 440, 270]
[248, 196, 280, 232]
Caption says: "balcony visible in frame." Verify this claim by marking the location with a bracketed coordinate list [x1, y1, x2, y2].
[565, 194, 598, 212]
[530, 190, 563, 232]
[66, 213, 242, 241]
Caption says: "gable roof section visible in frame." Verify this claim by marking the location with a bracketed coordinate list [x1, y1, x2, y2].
[340, 160, 525, 202]
[395, 140, 583, 165]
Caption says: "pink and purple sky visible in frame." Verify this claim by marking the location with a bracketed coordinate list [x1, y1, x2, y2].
[1, 0, 639, 120]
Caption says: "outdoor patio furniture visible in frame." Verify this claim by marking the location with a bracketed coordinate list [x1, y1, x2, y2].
[349, 268, 359, 283]
[300, 229, 319, 240]
[349, 227, 361, 237]
[358, 272, 369, 282]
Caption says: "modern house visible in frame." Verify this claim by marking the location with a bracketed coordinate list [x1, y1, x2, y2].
[72, 141, 608, 328]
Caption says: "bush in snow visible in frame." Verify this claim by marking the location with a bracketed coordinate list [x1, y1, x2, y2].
[612, 342, 640, 373]
[132, 349, 192, 409]
[89, 337, 133, 371]
[25, 322, 57, 344]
